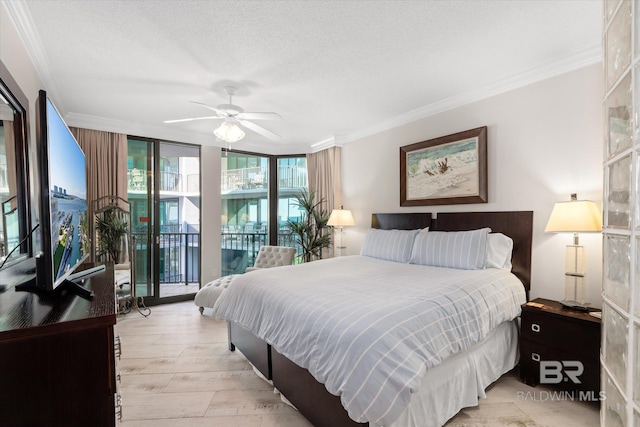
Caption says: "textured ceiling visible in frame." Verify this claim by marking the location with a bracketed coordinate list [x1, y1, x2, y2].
[8, 0, 601, 154]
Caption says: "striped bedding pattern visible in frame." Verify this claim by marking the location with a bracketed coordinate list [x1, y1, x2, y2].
[409, 227, 490, 269]
[213, 255, 526, 425]
[360, 228, 421, 262]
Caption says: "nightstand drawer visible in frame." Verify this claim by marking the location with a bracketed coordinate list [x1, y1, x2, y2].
[520, 339, 600, 392]
[521, 310, 600, 357]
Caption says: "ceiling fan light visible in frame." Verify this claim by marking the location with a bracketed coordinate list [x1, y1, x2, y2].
[214, 122, 245, 143]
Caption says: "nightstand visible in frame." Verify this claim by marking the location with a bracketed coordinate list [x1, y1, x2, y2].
[520, 298, 601, 393]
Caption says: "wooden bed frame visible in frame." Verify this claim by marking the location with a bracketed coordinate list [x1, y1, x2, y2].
[228, 211, 533, 427]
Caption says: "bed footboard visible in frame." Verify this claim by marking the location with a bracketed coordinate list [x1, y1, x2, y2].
[228, 321, 272, 380]
[227, 321, 367, 427]
[271, 348, 368, 427]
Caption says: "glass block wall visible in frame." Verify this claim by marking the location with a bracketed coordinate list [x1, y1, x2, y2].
[602, 1, 640, 426]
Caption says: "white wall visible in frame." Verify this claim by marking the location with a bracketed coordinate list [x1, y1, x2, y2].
[1, 3, 44, 225]
[1, 5, 42, 119]
[342, 64, 604, 306]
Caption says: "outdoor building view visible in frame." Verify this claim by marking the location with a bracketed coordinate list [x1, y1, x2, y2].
[128, 139, 201, 300]
[221, 152, 307, 275]
[125, 142, 307, 300]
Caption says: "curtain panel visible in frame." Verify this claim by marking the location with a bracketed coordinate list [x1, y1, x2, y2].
[306, 146, 342, 213]
[70, 127, 127, 263]
[70, 127, 128, 216]
[307, 147, 342, 258]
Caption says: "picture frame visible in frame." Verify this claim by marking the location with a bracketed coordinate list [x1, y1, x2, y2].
[400, 126, 488, 206]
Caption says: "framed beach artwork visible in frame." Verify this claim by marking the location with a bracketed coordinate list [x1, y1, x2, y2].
[400, 126, 488, 206]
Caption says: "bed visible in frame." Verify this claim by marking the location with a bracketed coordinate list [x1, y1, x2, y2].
[213, 211, 533, 427]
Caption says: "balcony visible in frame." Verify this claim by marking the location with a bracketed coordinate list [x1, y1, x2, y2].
[128, 169, 200, 193]
[132, 228, 299, 293]
[222, 165, 307, 194]
[132, 229, 200, 296]
[221, 228, 299, 276]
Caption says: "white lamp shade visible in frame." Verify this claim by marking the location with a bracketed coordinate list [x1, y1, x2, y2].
[545, 199, 602, 232]
[328, 209, 355, 227]
[214, 122, 245, 143]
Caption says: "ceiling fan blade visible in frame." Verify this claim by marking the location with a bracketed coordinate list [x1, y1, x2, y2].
[238, 119, 281, 141]
[237, 112, 282, 121]
[163, 116, 222, 124]
[189, 101, 226, 115]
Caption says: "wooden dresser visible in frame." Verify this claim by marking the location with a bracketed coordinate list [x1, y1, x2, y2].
[0, 263, 118, 426]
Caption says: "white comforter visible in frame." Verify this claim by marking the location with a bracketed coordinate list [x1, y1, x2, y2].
[213, 255, 526, 425]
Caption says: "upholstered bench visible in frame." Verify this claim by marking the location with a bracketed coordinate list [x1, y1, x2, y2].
[245, 245, 296, 272]
[196, 246, 296, 315]
[195, 274, 238, 315]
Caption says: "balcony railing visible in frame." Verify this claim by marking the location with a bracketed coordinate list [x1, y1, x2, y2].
[221, 230, 299, 276]
[133, 229, 300, 285]
[128, 169, 200, 193]
[222, 165, 307, 193]
[133, 231, 200, 285]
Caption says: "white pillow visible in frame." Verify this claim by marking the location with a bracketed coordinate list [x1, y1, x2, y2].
[485, 233, 514, 270]
[360, 229, 420, 263]
[409, 228, 491, 270]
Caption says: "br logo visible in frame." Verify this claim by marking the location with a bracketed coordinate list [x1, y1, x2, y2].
[540, 361, 584, 384]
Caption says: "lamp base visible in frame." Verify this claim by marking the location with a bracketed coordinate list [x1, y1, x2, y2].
[560, 300, 590, 312]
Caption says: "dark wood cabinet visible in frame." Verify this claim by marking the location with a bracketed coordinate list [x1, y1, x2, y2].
[0, 264, 117, 427]
[520, 298, 601, 394]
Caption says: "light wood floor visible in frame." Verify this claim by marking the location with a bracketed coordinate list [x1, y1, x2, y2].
[117, 301, 600, 427]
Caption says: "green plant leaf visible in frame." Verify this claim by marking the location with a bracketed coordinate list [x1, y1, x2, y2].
[285, 190, 333, 262]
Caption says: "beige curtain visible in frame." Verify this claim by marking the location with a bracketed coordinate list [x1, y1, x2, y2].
[70, 127, 128, 215]
[307, 147, 342, 258]
[306, 146, 342, 213]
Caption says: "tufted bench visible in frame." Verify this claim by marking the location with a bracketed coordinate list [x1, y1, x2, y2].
[194, 274, 238, 315]
[245, 245, 296, 272]
[196, 246, 297, 315]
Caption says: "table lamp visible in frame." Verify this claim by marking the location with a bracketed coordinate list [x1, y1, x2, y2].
[544, 194, 602, 310]
[328, 206, 355, 256]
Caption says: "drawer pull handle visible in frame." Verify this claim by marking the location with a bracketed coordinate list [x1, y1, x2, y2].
[115, 392, 123, 421]
[531, 323, 540, 333]
[531, 353, 541, 362]
[114, 335, 122, 360]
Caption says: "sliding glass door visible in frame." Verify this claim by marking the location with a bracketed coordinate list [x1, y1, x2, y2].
[221, 151, 307, 272]
[221, 151, 269, 274]
[128, 138, 154, 299]
[157, 142, 200, 298]
[277, 156, 307, 257]
[128, 137, 201, 304]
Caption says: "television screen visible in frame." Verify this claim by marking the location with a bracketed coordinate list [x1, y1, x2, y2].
[44, 97, 89, 288]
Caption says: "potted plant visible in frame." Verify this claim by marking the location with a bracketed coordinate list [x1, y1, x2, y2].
[286, 190, 332, 262]
[95, 207, 129, 264]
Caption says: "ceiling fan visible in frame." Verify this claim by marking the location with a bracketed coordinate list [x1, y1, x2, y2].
[164, 86, 281, 142]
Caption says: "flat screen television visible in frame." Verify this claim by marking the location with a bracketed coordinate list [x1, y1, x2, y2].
[17, 90, 93, 298]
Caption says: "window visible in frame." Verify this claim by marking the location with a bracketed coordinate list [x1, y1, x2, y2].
[221, 152, 307, 273]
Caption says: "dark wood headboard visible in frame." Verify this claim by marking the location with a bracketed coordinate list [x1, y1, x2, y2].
[371, 212, 432, 230]
[371, 211, 533, 294]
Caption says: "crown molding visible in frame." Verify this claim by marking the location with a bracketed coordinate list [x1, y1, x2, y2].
[310, 134, 346, 153]
[2, 1, 66, 113]
[338, 47, 602, 146]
